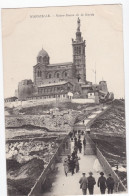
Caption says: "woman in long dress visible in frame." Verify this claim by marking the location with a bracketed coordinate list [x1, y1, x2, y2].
[93, 158, 101, 173]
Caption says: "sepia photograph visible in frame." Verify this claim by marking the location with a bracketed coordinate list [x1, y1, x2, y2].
[1, 4, 127, 196]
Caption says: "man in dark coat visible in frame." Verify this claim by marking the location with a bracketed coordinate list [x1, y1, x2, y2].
[72, 151, 76, 159]
[74, 137, 78, 147]
[79, 172, 88, 195]
[97, 172, 107, 194]
[70, 157, 75, 175]
[67, 155, 71, 173]
[87, 172, 96, 195]
[106, 174, 115, 194]
[74, 146, 78, 156]
[78, 140, 82, 153]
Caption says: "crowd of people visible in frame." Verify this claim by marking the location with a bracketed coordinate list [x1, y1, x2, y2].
[63, 130, 115, 195]
[63, 130, 87, 176]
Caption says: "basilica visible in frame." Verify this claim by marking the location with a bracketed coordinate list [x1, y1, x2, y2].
[15, 18, 110, 102]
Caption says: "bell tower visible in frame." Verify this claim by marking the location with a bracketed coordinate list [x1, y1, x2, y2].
[72, 18, 86, 83]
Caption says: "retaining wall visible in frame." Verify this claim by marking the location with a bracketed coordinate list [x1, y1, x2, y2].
[5, 97, 95, 109]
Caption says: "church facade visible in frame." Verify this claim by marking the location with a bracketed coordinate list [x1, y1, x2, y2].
[15, 18, 110, 102]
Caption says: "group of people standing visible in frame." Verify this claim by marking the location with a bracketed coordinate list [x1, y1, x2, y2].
[63, 139, 81, 176]
[63, 153, 80, 176]
[74, 136, 83, 153]
[79, 171, 115, 195]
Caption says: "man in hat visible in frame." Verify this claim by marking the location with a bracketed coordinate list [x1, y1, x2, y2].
[79, 172, 88, 195]
[78, 140, 82, 153]
[106, 174, 115, 194]
[87, 172, 96, 195]
[97, 172, 107, 194]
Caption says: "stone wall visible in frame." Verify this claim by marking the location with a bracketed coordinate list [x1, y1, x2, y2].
[4, 98, 68, 108]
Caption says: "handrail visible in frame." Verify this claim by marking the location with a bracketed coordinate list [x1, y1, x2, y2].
[28, 134, 69, 196]
[96, 147, 126, 192]
[86, 134, 126, 192]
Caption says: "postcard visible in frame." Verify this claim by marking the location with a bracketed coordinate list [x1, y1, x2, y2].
[1, 4, 127, 196]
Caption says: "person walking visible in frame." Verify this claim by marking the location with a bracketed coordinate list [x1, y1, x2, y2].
[78, 134, 81, 140]
[87, 172, 96, 195]
[78, 140, 82, 153]
[72, 151, 76, 159]
[83, 137, 86, 148]
[79, 172, 88, 195]
[67, 155, 71, 173]
[70, 157, 75, 175]
[106, 174, 115, 194]
[74, 146, 78, 156]
[74, 137, 78, 147]
[63, 158, 69, 176]
[97, 172, 107, 194]
[75, 156, 80, 173]
[81, 130, 84, 135]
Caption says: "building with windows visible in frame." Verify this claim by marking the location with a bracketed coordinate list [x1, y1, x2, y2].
[13, 18, 111, 102]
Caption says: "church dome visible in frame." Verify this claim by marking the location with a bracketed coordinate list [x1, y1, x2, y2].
[37, 48, 49, 65]
[37, 48, 49, 58]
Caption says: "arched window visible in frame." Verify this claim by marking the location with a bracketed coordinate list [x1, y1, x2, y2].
[77, 47, 78, 54]
[37, 70, 42, 77]
[43, 56, 47, 63]
[79, 47, 81, 54]
[49, 74, 51, 78]
[37, 70, 40, 77]
[38, 56, 42, 63]
[57, 73, 59, 78]
[65, 72, 67, 77]
[40, 71, 42, 77]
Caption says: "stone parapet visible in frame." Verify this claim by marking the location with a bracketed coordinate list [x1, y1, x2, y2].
[28, 135, 70, 196]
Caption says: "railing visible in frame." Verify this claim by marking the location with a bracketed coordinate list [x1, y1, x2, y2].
[28, 135, 70, 196]
[96, 147, 127, 192]
[86, 134, 126, 192]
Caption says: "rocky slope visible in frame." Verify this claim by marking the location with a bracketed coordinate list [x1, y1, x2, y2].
[6, 129, 65, 195]
[90, 100, 127, 186]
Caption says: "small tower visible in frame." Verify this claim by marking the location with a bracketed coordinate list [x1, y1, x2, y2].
[33, 48, 49, 85]
[72, 18, 86, 83]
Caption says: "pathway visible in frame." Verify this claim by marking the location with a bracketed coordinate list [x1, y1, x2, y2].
[43, 107, 108, 196]
[43, 137, 106, 196]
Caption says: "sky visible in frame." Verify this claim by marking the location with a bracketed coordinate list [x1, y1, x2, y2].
[1, 5, 125, 98]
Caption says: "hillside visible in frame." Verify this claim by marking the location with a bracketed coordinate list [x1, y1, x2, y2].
[90, 100, 127, 186]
